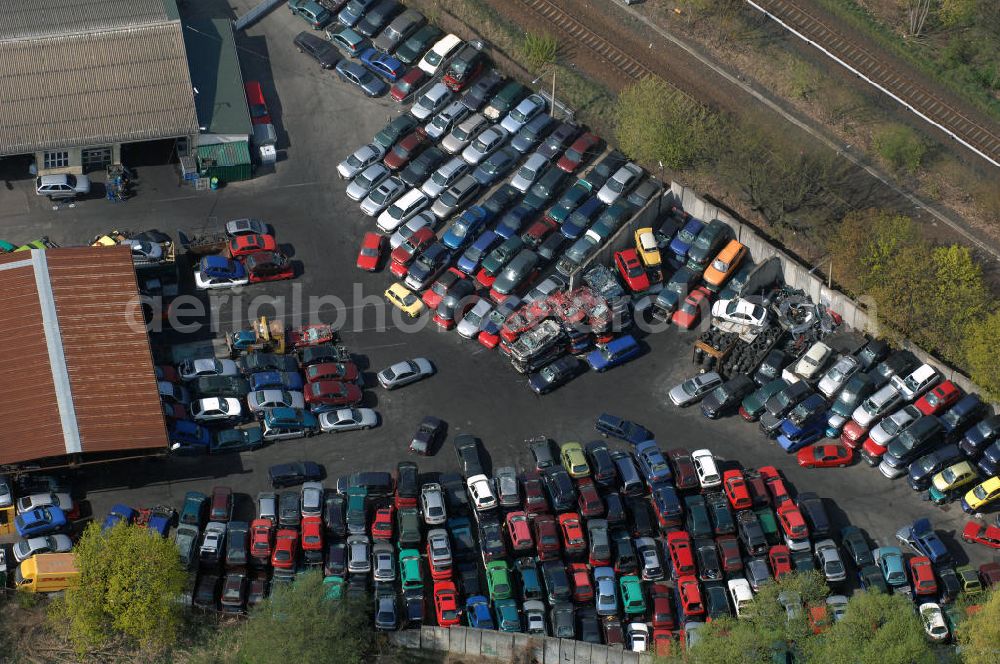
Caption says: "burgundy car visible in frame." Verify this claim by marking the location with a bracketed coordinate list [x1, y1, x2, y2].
[716, 535, 743, 574]
[522, 471, 548, 514]
[390, 227, 435, 278]
[556, 131, 600, 173]
[667, 448, 699, 491]
[303, 380, 363, 408]
[390, 68, 427, 103]
[533, 514, 560, 561]
[383, 128, 429, 171]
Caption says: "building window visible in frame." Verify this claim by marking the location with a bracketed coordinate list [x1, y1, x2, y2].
[43, 151, 69, 169]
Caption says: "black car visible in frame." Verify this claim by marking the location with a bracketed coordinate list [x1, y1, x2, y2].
[684, 494, 713, 539]
[856, 338, 890, 371]
[294, 31, 339, 69]
[604, 492, 627, 529]
[439, 473, 470, 513]
[542, 466, 578, 512]
[610, 527, 637, 574]
[268, 461, 323, 488]
[528, 436, 556, 470]
[225, 521, 249, 569]
[461, 69, 504, 111]
[540, 560, 572, 604]
[278, 492, 301, 528]
[355, 0, 401, 38]
[704, 491, 735, 535]
[374, 583, 398, 631]
[759, 382, 813, 436]
[481, 183, 520, 217]
[454, 434, 485, 478]
[594, 413, 653, 444]
[791, 548, 817, 573]
[866, 351, 918, 390]
[959, 414, 1000, 457]
[403, 587, 425, 627]
[625, 497, 654, 538]
[537, 122, 580, 161]
[577, 607, 601, 644]
[193, 573, 221, 610]
[703, 581, 730, 620]
[400, 147, 446, 188]
[795, 492, 831, 538]
[324, 542, 347, 577]
[695, 538, 722, 581]
[408, 415, 444, 455]
[584, 441, 618, 487]
[536, 232, 567, 264]
[528, 355, 584, 394]
[456, 561, 482, 596]
[582, 151, 626, 191]
[396, 461, 419, 503]
[479, 518, 506, 561]
[840, 526, 874, 568]
[737, 510, 768, 556]
[346, 574, 369, 600]
[857, 564, 887, 592]
[323, 494, 346, 538]
[907, 444, 965, 491]
[701, 375, 756, 419]
[935, 565, 961, 604]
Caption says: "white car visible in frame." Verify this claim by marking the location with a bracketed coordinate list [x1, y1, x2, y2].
[16, 492, 73, 515]
[456, 299, 492, 339]
[225, 217, 267, 237]
[411, 83, 453, 121]
[919, 602, 948, 642]
[711, 298, 768, 328]
[691, 448, 722, 488]
[200, 522, 226, 558]
[890, 363, 939, 402]
[13, 534, 73, 563]
[500, 94, 546, 134]
[868, 404, 920, 446]
[668, 372, 723, 407]
[389, 213, 434, 250]
[247, 389, 305, 414]
[420, 483, 447, 525]
[597, 162, 643, 205]
[0, 475, 13, 509]
[178, 358, 239, 382]
[318, 408, 379, 432]
[466, 474, 497, 511]
[337, 143, 385, 180]
[786, 341, 833, 382]
[300, 481, 324, 517]
[418, 33, 462, 75]
[817, 355, 860, 398]
[728, 578, 754, 617]
[378, 188, 430, 233]
[189, 397, 243, 423]
[627, 622, 649, 652]
[377, 358, 435, 390]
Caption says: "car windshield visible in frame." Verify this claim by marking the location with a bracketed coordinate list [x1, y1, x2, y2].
[973, 485, 988, 500]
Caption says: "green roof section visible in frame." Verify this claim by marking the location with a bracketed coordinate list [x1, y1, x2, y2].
[197, 141, 252, 182]
[183, 18, 251, 137]
[162, 0, 180, 21]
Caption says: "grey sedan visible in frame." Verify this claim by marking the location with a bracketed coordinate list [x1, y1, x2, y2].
[377, 358, 435, 389]
[337, 143, 385, 180]
[13, 534, 72, 563]
[668, 372, 723, 407]
[360, 176, 405, 216]
[461, 126, 509, 165]
[318, 408, 380, 432]
[346, 163, 390, 201]
[335, 59, 388, 97]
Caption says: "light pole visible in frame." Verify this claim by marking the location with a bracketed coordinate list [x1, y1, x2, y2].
[656, 160, 664, 216]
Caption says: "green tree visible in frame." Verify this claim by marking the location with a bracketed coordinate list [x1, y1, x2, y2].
[615, 77, 717, 171]
[873, 124, 927, 173]
[939, 0, 978, 26]
[955, 588, 1000, 664]
[52, 522, 186, 654]
[925, 244, 989, 361]
[963, 308, 1000, 401]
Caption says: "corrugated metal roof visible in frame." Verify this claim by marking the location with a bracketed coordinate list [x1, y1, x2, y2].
[197, 140, 251, 167]
[0, 20, 199, 156]
[183, 19, 252, 137]
[0, 247, 168, 466]
[0, 0, 169, 40]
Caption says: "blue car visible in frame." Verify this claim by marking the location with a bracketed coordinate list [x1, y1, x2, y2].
[102, 503, 136, 531]
[494, 597, 521, 632]
[472, 147, 520, 187]
[360, 47, 406, 81]
[594, 413, 653, 445]
[495, 204, 535, 240]
[457, 230, 501, 274]
[249, 370, 304, 392]
[15, 506, 67, 538]
[635, 441, 672, 484]
[466, 595, 495, 629]
[337, 0, 376, 27]
[169, 420, 211, 453]
[586, 335, 641, 372]
[198, 255, 247, 283]
[651, 482, 683, 528]
[515, 557, 543, 601]
[875, 546, 907, 588]
[559, 196, 602, 240]
[441, 206, 489, 250]
[669, 217, 705, 260]
[777, 394, 829, 452]
[899, 517, 952, 565]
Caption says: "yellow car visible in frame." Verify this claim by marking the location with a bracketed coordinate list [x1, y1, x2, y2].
[384, 282, 425, 318]
[931, 461, 977, 494]
[634, 227, 661, 269]
[962, 476, 1000, 513]
[560, 442, 590, 478]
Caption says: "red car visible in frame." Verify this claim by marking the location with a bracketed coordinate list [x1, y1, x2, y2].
[521, 217, 558, 247]
[614, 249, 650, 293]
[777, 503, 809, 544]
[304, 362, 360, 384]
[245, 251, 294, 283]
[962, 521, 1000, 549]
[861, 436, 890, 464]
[304, 380, 363, 407]
[909, 556, 937, 596]
[301, 515, 323, 553]
[722, 470, 752, 510]
[666, 531, 696, 577]
[390, 67, 427, 102]
[422, 268, 466, 310]
[568, 562, 594, 603]
[372, 505, 394, 540]
[915, 380, 961, 416]
[797, 444, 853, 468]
[250, 518, 273, 567]
[229, 233, 277, 258]
[474, 265, 498, 290]
[759, 466, 792, 505]
[522, 471, 548, 514]
[433, 580, 461, 627]
[155, 364, 180, 383]
[676, 575, 705, 617]
[672, 287, 711, 330]
[356, 232, 385, 272]
[576, 478, 604, 518]
[533, 514, 560, 561]
[288, 324, 338, 349]
[390, 227, 435, 277]
[667, 449, 699, 491]
[768, 545, 792, 580]
[245, 80, 272, 125]
[650, 583, 676, 629]
[384, 128, 429, 170]
[558, 513, 587, 556]
[505, 511, 534, 553]
[840, 420, 870, 449]
[556, 131, 600, 173]
[271, 528, 298, 571]
[653, 629, 674, 657]
[716, 535, 743, 574]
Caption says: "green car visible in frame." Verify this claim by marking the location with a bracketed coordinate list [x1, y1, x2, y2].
[323, 575, 345, 600]
[494, 597, 521, 632]
[374, 115, 419, 150]
[399, 548, 423, 591]
[193, 375, 251, 399]
[754, 506, 780, 545]
[486, 561, 512, 601]
[395, 24, 443, 65]
[560, 442, 590, 478]
[346, 487, 367, 534]
[484, 81, 527, 121]
[210, 426, 264, 454]
[619, 575, 646, 615]
[546, 180, 592, 225]
[397, 507, 421, 548]
[741, 379, 788, 421]
[0, 240, 15, 252]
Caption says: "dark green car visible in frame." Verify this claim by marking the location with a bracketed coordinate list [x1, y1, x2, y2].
[374, 114, 419, 149]
[546, 180, 592, 225]
[480, 236, 524, 278]
[193, 375, 251, 398]
[483, 81, 527, 122]
[523, 165, 568, 211]
[394, 24, 442, 65]
[210, 426, 264, 454]
[741, 378, 789, 422]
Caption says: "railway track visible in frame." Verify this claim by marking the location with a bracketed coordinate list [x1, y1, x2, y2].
[745, 0, 1000, 168]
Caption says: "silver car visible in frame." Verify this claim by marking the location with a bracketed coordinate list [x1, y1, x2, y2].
[346, 163, 390, 201]
[594, 566, 618, 616]
[635, 537, 665, 581]
[461, 125, 509, 165]
[377, 357, 435, 390]
[456, 299, 492, 339]
[745, 556, 772, 591]
[411, 82, 453, 121]
[500, 93, 546, 134]
[15, 492, 73, 515]
[426, 528, 452, 570]
[425, 100, 470, 140]
[337, 143, 385, 180]
[300, 481, 324, 517]
[523, 275, 566, 304]
[225, 217, 267, 237]
[318, 408, 379, 432]
[597, 162, 643, 205]
[420, 157, 470, 199]
[174, 524, 199, 568]
[668, 372, 723, 406]
[372, 540, 396, 582]
[524, 599, 546, 634]
[817, 355, 860, 399]
[379, 188, 430, 233]
[360, 175, 405, 216]
[178, 358, 239, 382]
[815, 539, 847, 583]
[420, 483, 447, 525]
[509, 152, 549, 193]
[347, 535, 372, 574]
[441, 113, 488, 154]
[247, 389, 305, 415]
[494, 466, 520, 508]
[12, 534, 73, 563]
[429, 174, 479, 219]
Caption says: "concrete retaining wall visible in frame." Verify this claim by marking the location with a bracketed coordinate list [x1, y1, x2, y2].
[390, 627, 654, 664]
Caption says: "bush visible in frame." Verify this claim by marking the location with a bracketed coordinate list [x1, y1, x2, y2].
[963, 309, 1000, 401]
[874, 124, 927, 173]
[521, 32, 558, 73]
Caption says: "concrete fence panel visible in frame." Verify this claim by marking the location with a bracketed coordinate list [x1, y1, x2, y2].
[464, 626, 481, 655]
[544, 636, 561, 662]
[559, 638, 577, 663]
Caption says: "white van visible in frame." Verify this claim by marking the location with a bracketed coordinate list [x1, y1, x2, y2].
[727, 578, 754, 617]
[418, 34, 462, 75]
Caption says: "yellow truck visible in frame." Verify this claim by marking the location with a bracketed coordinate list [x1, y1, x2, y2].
[14, 553, 79, 592]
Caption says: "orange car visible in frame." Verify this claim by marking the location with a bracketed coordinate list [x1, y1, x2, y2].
[703, 239, 747, 291]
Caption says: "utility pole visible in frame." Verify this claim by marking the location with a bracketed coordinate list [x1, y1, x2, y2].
[551, 69, 557, 117]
